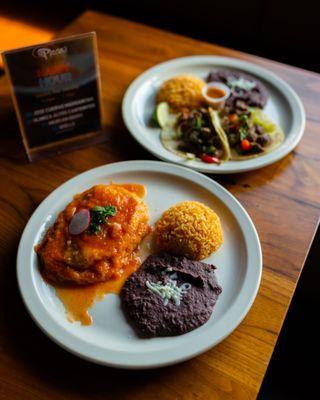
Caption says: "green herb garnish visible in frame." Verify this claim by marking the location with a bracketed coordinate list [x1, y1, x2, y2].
[195, 116, 202, 129]
[239, 126, 247, 140]
[239, 114, 249, 124]
[87, 205, 117, 234]
[202, 145, 216, 155]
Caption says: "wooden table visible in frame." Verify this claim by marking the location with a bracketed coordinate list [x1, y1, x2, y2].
[0, 10, 319, 400]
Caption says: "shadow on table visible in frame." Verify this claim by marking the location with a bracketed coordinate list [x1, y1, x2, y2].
[258, 223, 320, 399]
[1, 241, 194, 399]
[3, 272, 187, 399]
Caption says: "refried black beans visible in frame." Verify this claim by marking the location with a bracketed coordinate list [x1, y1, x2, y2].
[121, 253, 222, 337]
[207, 70, 268, 109]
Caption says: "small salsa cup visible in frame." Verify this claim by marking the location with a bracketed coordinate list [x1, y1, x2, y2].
[202, 81, 231, 109]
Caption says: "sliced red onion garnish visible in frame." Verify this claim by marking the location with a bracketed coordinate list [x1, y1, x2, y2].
[69, 209, 90, 235]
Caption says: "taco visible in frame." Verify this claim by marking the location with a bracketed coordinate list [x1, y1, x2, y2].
[160, 107, 231, 162]
[217, 101, 284, 160]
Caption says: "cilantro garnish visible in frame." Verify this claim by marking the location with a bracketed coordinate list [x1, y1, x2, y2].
[195, 115, 202, 129]
[239, 126, 247, 140]
[87, 205, 117, 234]
[238, 114, 249, 124]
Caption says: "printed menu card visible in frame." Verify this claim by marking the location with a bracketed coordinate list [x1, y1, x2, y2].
[2, 32, 103, 160]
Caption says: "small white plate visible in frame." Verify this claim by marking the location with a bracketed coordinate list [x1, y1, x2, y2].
[122, 56, 305, 173]
[17, 161, 262, 368]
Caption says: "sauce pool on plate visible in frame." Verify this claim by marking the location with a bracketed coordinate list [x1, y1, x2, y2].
[55, 253, 141, 325]
[56, 228, 155, 326]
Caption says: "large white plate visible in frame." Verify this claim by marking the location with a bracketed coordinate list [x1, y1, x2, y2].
[17, 160, 262, 368]
[122, 56, 305, 173]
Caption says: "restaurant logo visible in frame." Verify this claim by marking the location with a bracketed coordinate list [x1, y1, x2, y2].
[32, 46, 68, 60]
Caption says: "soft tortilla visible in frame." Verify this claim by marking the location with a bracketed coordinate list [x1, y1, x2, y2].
[160, 107, 231, 162]
[217, 108, 284, 161]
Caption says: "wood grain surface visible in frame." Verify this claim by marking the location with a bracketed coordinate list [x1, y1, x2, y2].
[0, 10, 319, 400]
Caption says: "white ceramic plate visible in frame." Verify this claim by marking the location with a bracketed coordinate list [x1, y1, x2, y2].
[17, 160, 262, 368]
[122, 56, 305, 173]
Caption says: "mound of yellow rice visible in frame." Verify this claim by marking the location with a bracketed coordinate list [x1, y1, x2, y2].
[155, 201, 223, 260]
[157, 75, 205, 112]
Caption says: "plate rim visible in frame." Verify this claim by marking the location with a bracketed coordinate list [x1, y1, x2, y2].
[17, 160, 262, 368]
[122, 55, 306, 174]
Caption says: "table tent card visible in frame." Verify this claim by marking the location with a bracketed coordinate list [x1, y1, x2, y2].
[2, 32, 103, 161]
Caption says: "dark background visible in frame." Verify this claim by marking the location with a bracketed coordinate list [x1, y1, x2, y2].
[0, 1, 319, 399]
[1, 0, 319, 72]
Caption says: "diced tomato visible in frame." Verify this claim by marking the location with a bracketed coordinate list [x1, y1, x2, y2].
[228, 113, 238, 123]
[200, 154, 221, 164]
[241, 139, 251, 151]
